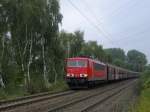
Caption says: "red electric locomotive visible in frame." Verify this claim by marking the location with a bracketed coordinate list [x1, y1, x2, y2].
[65, 56, 138, 88]
[65, 57, 107, 88]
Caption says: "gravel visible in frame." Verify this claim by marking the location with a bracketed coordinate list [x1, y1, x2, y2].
[1, 79, 138, 112]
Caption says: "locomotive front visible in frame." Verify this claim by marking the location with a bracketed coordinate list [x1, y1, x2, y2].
[65, 57, 89, 88]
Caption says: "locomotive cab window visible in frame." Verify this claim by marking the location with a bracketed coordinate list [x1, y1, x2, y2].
[94, 63, 105, 71]
[67, 60, 87, 67]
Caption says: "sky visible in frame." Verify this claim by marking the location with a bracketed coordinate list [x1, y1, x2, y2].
[60, 0, 150, 63]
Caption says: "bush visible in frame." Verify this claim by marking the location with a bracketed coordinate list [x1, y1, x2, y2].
[26, 73, 48, 94]
[140, 70, 150, 89]
[129, 70, 150, 112]
[134, 88, 150, 112]
[0, 89, 8, 100]
[48, 81, 68, 92]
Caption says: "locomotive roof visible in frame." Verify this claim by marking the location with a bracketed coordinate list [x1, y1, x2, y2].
[107, 63, 129, 71]
[67, 57, 106, 65]
[67, 57, 89, 60]
[66, 57, 136, 73]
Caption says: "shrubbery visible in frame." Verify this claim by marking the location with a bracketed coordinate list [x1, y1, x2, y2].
[140, 70, 150, 89]
[130, 70, 150, 112]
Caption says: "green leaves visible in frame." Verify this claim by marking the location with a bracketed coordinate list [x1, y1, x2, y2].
[59, 30, 84, 58]
[59, 31, 112, 63]
[0, 0, 63, 92]
[127, 50, 147, 72]
[105, 48, 126, 61]
[0, 0, 148, 95]
[104, 48, 147, 71]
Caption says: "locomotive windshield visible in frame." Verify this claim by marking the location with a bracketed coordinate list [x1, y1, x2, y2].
[67, 60, 87, 67]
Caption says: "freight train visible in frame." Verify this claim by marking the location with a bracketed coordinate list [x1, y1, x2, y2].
[65, 56, 138, 88]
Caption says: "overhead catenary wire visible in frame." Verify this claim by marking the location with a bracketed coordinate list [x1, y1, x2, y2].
[67, 0, 119, 47]
[81, 0, 103, 24]
[81, 0, 143, 45]
[80, 0, 121, 47]
[108, 0, 139, 18]
[115, 28, 150, 43]
[67, 0, 144, 47]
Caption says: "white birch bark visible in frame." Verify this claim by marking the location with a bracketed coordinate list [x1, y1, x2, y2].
[41, 37, 49, 88]
[27, 33, 33, 85]
[0, 36, 5, 88]
[23, 24, 28, 86]
[18, 24, 28, 86]
[17, 39, 28, 86]
[0, 74, 5, 87]
[54, 66, 58, 84]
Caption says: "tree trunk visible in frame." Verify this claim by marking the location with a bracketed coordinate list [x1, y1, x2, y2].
[17, 38, 27, 87]
[0, 36, 5, 88]
[27, 33, 33, 87]
[54, 67, 58, 84]
[23, 24, 28, 87]
[42, 38, 49, 88]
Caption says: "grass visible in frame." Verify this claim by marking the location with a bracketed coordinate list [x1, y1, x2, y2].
[0, 88, 8, 100]
[129, 70, 150, 112]
[130, 88, 150, 112]
[48, 81, 69, 92]
[136, 88, 150, 112]
[0, 86, 29, 100]
[0, 81, 69, 101]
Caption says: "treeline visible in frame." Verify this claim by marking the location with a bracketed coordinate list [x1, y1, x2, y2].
[60, 30, 147, 72]
[105, 48, 147, 71]
[0, 0, 64, 93]
[0, 0, 147, 94]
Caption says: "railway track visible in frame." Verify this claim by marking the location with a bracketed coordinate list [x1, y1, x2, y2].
[0, 90, 75, 111]
[0, 79, 137, 112]
[82, 81, 138, 112]
[48, 79, 137, 112]
[81, 82, 137, 112]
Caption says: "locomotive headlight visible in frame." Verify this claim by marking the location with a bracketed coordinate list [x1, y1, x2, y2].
[80, 74, 83, 77]
[80, 74, 88, 77]
[67, 73, 70, 77]
[71, 74, 74, 77]
[67, 73, 74, 77]
[84, 74, 88, 77]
